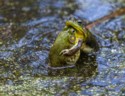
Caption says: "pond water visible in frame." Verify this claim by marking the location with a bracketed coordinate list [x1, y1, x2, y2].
[0, 0, 125, 95]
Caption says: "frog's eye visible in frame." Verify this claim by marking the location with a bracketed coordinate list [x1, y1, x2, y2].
[69, 35, 76, 44]
[68, 28, 75, 34]
[77, 20, 82, 25]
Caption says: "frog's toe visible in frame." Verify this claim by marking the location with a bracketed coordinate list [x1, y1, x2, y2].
[59, 49, 69, 56]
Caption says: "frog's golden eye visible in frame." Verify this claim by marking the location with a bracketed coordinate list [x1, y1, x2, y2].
[69, 35, 76, 44]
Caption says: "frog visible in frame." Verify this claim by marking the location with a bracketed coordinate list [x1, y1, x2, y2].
[49, 20, 99, 67]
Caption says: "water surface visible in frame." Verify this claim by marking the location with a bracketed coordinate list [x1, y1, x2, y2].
[0, 0, 125, 95]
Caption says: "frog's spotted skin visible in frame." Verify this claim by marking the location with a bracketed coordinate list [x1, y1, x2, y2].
[49, 20, 99, 67]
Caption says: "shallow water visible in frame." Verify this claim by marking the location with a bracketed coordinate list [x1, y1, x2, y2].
[0, 0, 125, 95]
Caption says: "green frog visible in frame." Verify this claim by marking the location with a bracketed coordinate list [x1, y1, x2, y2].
[49, 20, 99, 67]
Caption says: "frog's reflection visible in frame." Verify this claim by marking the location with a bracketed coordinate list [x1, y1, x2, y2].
[48, 51, 98, 79]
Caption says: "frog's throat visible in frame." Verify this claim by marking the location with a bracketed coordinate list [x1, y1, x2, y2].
[66, 20, 87, 41]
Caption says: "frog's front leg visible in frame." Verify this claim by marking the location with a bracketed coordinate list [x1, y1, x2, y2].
[60, 39, 83, 56]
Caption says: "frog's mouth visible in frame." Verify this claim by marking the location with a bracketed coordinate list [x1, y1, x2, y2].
[66, 20, 87, 41]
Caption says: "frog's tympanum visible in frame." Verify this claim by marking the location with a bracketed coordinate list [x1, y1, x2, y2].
[49, 20, 99, 67]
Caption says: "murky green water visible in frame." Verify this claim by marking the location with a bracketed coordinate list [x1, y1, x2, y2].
[0, 0, 125, 96]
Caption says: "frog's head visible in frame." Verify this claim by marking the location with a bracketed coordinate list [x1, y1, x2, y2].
[65, 20, 87, 43]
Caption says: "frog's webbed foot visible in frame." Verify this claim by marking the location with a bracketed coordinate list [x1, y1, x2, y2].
[60, 39, 83, 56]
